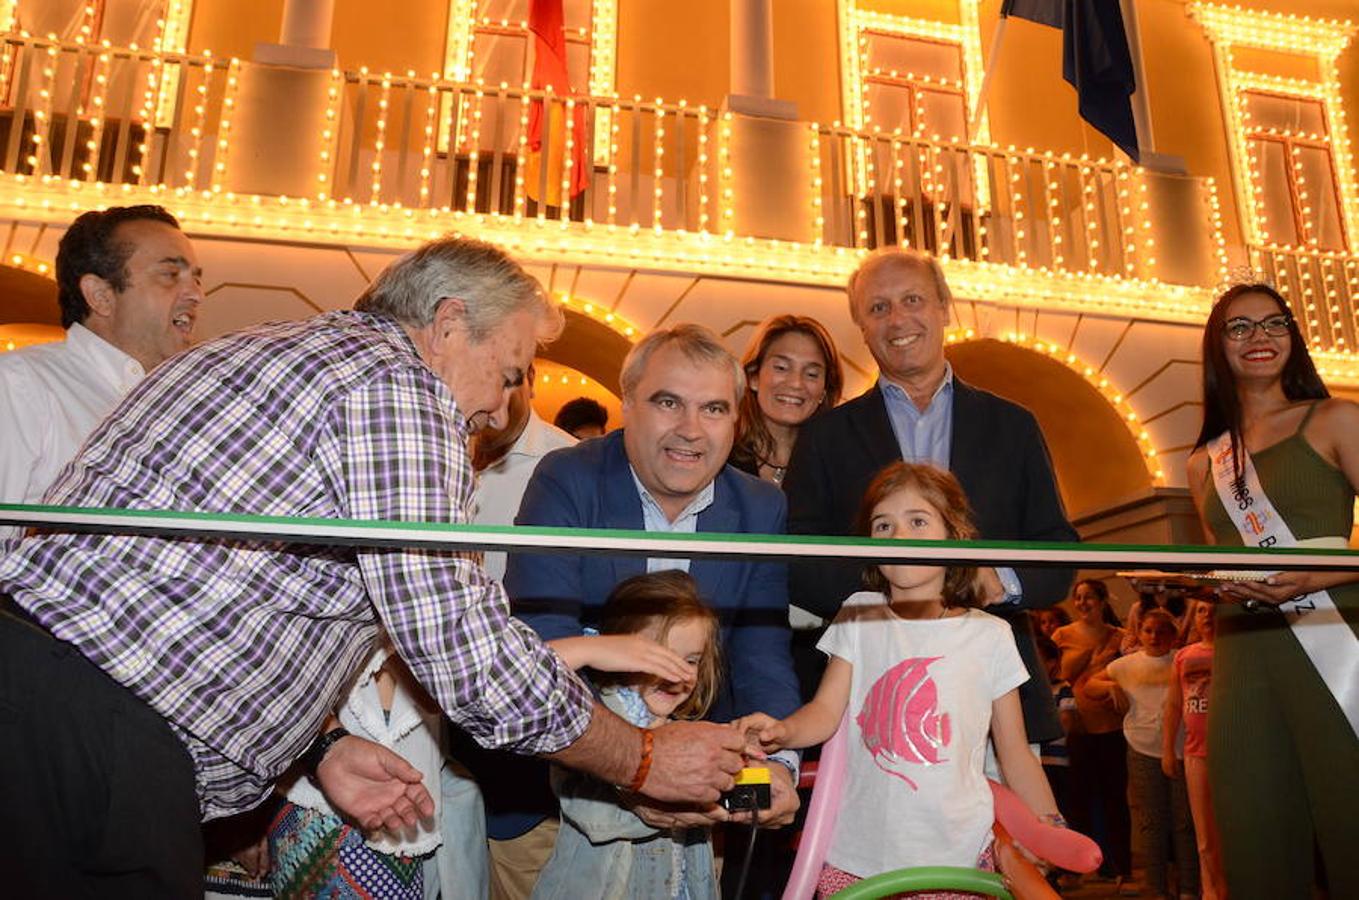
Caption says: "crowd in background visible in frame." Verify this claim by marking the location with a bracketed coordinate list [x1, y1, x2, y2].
[1035, 581, 1224, 899]
[1, 205, 1357, 900]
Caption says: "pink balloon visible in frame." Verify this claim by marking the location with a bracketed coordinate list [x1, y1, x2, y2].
[989, 780, 1102, 874]
[781, 716, 849, 900]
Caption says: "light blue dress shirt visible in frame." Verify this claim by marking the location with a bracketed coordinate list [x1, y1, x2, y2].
[878, 365, 1023, 603]
[879, 366, 955, 470]
[629, 468, 714, 573]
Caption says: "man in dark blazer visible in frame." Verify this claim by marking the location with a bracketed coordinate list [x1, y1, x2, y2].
[784, 249, 1077, 744]
[483, 324, 801, 892]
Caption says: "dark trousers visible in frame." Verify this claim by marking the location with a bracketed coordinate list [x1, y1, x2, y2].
[1067, 729, 1132, 878]
[0, 603, 203, 898]
[1126, 749, 1198, 895]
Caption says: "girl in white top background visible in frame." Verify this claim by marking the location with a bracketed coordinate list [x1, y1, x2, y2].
[1088, 609, 1198, 900]
[736, 461, 1060, 898]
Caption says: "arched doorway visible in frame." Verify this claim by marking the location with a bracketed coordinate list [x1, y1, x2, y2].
[533, 308, 634, 429]
[0, 263, 63, 352]
[946, 338, 1153, 520]
[537, 308, 633, 397]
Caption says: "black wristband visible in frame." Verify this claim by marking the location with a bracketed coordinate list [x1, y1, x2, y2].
[301, 726, 350, 779]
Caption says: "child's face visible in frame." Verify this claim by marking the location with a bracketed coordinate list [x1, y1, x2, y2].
[1037, 610, 1063, 638]
[1192, 600, 1215, 639]
[870, 486, 948, 595]
[1141, 619, 1177, 656]
[1071, 583, 1106, 623]
[641, 617, 709, 719]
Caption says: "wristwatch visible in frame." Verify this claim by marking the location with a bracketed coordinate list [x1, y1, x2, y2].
[300, 726, 351, 780]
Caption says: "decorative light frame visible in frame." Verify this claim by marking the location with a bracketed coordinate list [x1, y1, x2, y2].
[556, 291, 639, 340]
[0, 170, 1223, 325]
[440, 0, 618, 159]
[836, 1, 991, 209]
[837, 1, 988, 144]
[152, 0, 194, 127]
[1189, 2, 1358, 250]
[947, 327, 1165, 483]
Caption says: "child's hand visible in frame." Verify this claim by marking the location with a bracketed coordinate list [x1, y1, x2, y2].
[231, 834, 270, 879]
[731, 713, 788, 753]
[566, 634, 696, 684]
[1161, 753, 1183, 779]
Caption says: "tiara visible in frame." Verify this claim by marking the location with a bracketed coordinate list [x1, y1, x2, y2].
[1213, 264, 1276, 301]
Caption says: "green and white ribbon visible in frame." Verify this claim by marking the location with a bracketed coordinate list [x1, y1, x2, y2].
[2, 503, 1357, 571]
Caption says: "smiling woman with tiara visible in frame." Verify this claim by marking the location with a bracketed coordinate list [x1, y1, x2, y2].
[1185, 279, 1359, 900]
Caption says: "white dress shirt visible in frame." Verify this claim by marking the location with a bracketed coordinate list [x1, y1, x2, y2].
[0, 323, 144, 540]
[470, 412, 577, 582]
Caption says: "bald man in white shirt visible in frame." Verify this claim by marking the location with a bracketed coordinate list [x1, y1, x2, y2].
[0, 205, 203, 541]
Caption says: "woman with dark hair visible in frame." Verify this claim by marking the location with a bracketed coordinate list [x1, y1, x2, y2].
[729, 315, 843, 485]
[1050, 578, 1133, 889]
[724, 315, 843, 894]
[1186, 282, 1359, 900]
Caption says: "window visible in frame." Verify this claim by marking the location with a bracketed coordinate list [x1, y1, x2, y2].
[837, 4, 984, 140]
[441, 0, 616, 162]
[467, 0, 593, 94]
[1242, 90, 1346, 250]
[861, 31, 968, 142]
[1191, 2, 1358, 251]
[834, 4, 987, 254]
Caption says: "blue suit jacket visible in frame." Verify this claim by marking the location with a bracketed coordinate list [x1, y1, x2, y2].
[473, 430, 800, 840]
[507, 429, 800, 725]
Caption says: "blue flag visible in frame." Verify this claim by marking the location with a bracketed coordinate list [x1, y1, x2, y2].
[1001, 0, 1140, 162]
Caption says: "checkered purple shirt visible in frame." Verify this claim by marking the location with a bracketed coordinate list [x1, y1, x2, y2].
[0, 311, 593, 819]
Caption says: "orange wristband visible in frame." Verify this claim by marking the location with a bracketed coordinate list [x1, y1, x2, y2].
[627, 728, 654, 793]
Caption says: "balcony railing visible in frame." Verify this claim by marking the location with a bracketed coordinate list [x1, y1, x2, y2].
[811, 126, 1158, 279]
[0, 33, 1187, 290]
[1250, 244, 1359, 353]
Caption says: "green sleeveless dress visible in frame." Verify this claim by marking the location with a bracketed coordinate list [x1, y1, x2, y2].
[1198, 403, 1359, 900]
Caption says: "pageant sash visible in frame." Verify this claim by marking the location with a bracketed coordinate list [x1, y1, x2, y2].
[1207, 430, 1359, 738]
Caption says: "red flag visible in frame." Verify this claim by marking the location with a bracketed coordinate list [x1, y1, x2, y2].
[526, 0, 589, 203]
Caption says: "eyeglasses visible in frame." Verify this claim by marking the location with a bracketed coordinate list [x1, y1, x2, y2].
[1224, 314, 1292, 342]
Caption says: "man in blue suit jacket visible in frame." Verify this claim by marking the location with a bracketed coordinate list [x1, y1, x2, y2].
[511, 428, 798, 727]
[477, 324, 801, 894]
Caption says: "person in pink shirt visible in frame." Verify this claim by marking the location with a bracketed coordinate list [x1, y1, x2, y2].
[1163, 599, 1226, 900]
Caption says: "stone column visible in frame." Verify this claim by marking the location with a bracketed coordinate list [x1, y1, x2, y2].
[222, 0, 339, 197]
[719, 0, 811, 242]
[730, 0, 773, 101]
[725, 0, 793, 119]
[280, 0, 336, 51]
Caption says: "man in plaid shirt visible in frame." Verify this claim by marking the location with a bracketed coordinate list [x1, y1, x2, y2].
[0, 236, 744, 896]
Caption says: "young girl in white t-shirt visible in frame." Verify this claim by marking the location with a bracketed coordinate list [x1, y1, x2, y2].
[1087, 608, 1198, 899]
[736, 462, 1060, 897]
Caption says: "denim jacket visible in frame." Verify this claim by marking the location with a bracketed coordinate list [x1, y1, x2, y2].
[531, 689, 718, 900]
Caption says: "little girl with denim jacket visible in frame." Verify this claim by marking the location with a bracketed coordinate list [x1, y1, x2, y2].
[532, 570, 724, 900]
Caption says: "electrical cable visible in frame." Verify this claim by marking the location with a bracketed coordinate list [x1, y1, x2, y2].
[730, 803, 761, 900]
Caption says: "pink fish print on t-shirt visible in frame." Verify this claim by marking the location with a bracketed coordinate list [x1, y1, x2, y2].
[856, 656, 951, 790]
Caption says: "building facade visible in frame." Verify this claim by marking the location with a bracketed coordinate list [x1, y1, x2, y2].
[1, 0, 1357, 551]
